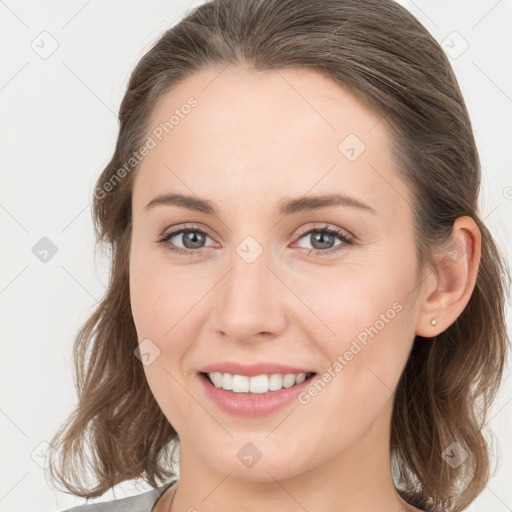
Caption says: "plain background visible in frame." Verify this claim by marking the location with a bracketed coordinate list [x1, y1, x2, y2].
[1, 1, 511, 511]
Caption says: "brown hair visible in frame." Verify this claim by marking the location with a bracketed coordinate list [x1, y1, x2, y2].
[47, 1, 510, 510]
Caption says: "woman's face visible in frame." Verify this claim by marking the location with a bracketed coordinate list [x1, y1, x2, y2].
[129, 66, 427, 483]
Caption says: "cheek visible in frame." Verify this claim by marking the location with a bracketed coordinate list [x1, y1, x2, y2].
[292, 259, 412, 349]
[293, 287, 413, 455]
[296, 261, 415, 407]
[130, 259, 202, 430]
[129, 248, 195, 338]
[129, 251, 206, 400]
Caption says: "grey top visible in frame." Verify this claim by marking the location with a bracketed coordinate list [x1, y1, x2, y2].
[61, 481, 175, 512]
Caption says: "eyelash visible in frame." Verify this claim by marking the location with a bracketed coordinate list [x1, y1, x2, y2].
[157, 223, 354, 258]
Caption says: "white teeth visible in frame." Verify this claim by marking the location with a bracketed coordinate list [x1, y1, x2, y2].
[249, 374, 269, 394]
[231, 374, 249, 392]
[210, 372, 223, 388]
[222, 372, 233, 390]
[282, 374, 296, 388]
[206, 372, 310, 393]
[268, 373, 283, 391]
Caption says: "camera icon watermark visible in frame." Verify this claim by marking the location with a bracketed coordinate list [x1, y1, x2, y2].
[134, 338, 161, 366]
[31, 441, 54, 469]
[338, 133, 366, 161]
[442, 441, 468, 469]
[32, 237, 58, 263]
[442, 236, 465, 263]
[441, 31, 469, 60]
[31, 31, 59, 59]
[236, 236, 263, 264]
[236, 442, 263, 468]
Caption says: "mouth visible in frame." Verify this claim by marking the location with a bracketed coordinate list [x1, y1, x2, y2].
[201, 371, 317, 394]
[198, 369, 317, 416]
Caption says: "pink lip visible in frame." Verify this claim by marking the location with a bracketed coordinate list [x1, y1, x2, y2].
[198, 361, 314, 377]
[198, 372, 315, 416]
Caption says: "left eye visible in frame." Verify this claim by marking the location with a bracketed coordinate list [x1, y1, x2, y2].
[295, 226, 353, 253]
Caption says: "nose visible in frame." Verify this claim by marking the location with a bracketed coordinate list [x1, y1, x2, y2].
[211, 247, 288, 344]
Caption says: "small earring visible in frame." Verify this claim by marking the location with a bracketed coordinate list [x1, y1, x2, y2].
[431, 319, 437, 326]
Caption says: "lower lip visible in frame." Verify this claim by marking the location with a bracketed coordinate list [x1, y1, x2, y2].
[198, 372, 315, 417]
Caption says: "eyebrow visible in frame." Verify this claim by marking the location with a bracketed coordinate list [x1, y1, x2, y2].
[145, 192, 377, 216]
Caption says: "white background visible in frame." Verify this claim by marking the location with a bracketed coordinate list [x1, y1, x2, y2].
[1, 1, 511, 511]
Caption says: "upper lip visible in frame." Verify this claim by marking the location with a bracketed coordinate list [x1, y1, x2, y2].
[198, 361, 315, 377]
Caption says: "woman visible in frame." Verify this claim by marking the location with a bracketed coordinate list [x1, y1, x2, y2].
[49, 0, 510, 511]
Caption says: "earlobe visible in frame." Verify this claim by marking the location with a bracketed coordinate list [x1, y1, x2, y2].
[415, 216, 481, 338]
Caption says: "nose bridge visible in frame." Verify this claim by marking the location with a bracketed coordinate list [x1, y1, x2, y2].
[213, 240, 286, 342]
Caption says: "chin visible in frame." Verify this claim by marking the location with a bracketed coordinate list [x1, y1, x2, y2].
[198, 435, 313, 483]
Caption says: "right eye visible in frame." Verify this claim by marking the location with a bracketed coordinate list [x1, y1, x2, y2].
[158, 225, 215, 256]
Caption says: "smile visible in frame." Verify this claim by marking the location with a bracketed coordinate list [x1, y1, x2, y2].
[199, 371, 317, 416]
[205, 371, 315, 393]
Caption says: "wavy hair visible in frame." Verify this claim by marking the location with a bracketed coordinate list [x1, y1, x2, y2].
[48, 1, 510, 510]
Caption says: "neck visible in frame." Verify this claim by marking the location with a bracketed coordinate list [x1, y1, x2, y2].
[163, 400, 418, 512]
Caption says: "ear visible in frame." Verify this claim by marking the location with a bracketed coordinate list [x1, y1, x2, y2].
[415, 216, 481, 338]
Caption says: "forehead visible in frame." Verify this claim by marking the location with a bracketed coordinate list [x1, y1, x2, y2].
[145, 65, 385, 154]
[133, 65, 413, 224]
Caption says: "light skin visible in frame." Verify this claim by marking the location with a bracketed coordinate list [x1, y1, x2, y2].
[128, 65, 481, 512]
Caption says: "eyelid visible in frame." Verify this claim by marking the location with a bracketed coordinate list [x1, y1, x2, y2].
[160, 222, 214, 240]
[293, 223, 353, 241]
